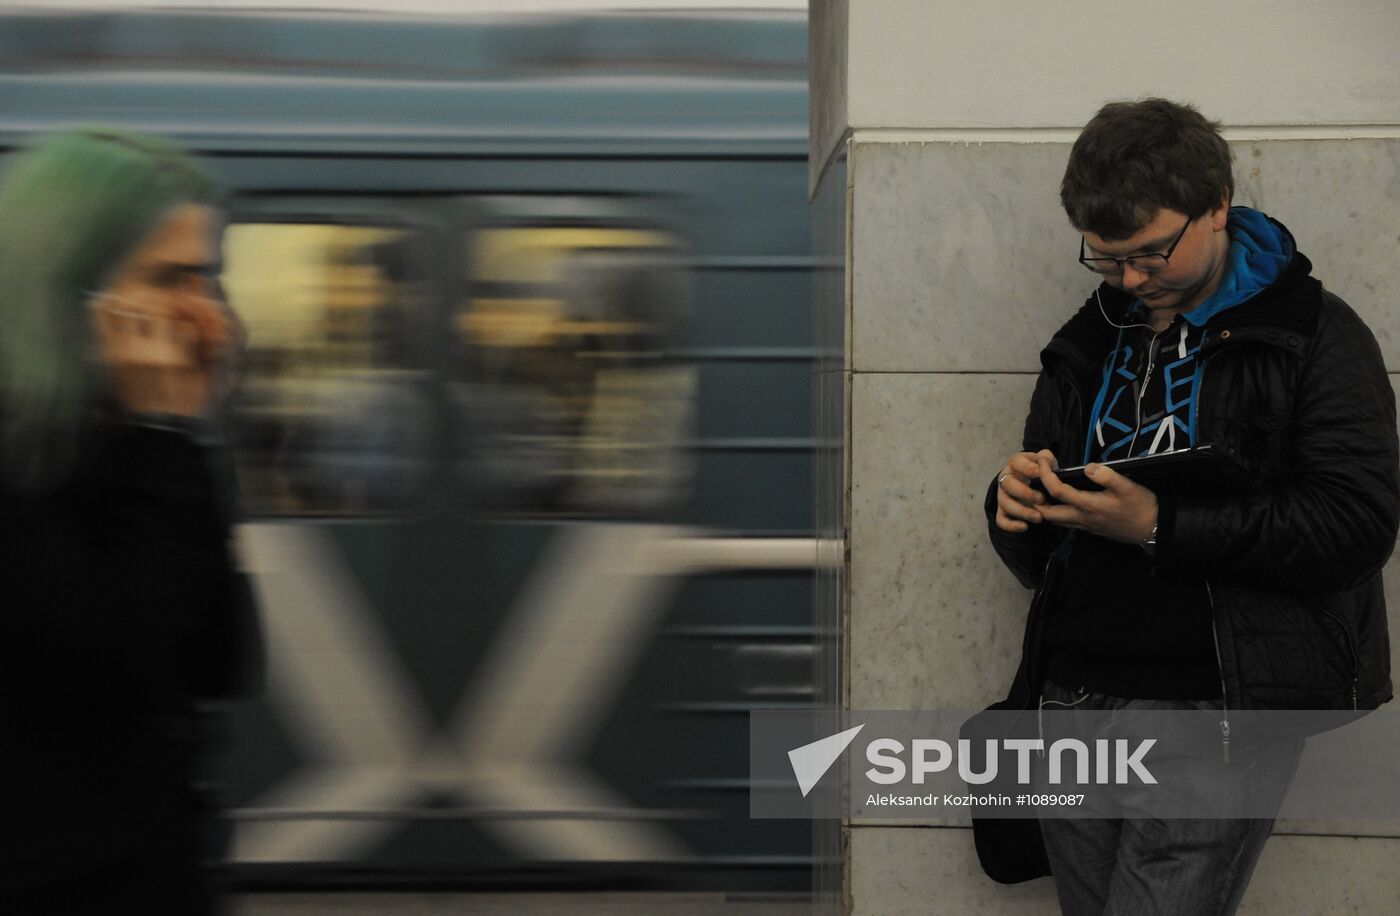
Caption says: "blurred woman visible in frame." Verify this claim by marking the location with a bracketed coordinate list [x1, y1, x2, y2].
[0, 129, 260, 914]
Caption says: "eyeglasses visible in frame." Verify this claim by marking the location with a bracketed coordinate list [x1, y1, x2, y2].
[1078, 217, 1192, 275]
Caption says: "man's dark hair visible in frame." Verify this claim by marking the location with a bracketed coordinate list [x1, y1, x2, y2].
[1060, 98, 1234, 240]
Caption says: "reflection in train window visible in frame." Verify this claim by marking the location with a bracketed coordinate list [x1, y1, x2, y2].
[222, 222, 430, 516]
[455, 227, 696, 516]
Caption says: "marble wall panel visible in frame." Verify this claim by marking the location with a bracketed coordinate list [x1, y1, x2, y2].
[1231, 139, 1400, 358]
[848, 372, 1039, 710]
[851, 138, 1400, 374]
[1239, 833, 1400, 914]
[848, 825, 1400, 916]
[842, 134, 1400, 906]
[849, 826, 1059, 916]
[850, 140, 1091, 374]
[848, 372, 1400, 824]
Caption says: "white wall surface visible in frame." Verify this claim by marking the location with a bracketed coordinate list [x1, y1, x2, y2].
[813, 0, 1400, 182]
[852, 0, 1400, 127]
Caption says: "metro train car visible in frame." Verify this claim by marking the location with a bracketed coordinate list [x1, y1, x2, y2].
[0, 3, 819, 893]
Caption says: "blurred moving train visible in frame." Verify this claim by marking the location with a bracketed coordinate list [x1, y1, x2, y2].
[0, 3, 817, 893]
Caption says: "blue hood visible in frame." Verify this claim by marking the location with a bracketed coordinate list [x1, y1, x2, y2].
[1177, 206, 1293, 327]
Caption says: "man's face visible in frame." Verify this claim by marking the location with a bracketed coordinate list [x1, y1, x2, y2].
[1081, 202, 1231, 323]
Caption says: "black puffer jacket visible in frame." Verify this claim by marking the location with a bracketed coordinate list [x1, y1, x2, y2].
[987, 239, 1398, 715]
[2, 421, 261, 914]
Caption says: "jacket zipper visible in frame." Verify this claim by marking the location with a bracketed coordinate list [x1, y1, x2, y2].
[1205, 581, 1231, 764]
[1018, 549, 1063, 709]
[1319, 605, 1361, 710]
[1067, 380, 1086, 458]
[1191, 351, 1212, 449]
[1201, 340, 1228, 759]
[1127, 330, 1162, 456]
[1010, 357, 1085, 715]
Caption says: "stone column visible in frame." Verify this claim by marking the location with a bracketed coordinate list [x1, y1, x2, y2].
[810, 2, 1400, 913]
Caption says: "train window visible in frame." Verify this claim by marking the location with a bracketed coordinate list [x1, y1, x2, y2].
[222, 222, 430, 516]
[454, 226, 696, 516]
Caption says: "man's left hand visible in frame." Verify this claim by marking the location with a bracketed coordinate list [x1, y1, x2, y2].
[1035, 455, 1158, 545]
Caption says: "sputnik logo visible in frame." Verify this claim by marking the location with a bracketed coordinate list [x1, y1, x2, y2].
[787, 724, 865, 797]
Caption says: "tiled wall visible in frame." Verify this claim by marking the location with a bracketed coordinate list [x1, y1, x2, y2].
[828, 135, 1400, 913]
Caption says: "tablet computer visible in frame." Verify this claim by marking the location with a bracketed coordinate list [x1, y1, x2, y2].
[1030, 445, 1255, 501]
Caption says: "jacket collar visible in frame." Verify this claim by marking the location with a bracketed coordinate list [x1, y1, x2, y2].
[1041, 242, 1321, 384]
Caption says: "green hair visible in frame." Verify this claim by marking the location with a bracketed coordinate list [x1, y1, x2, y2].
[0, 128, 220, 491]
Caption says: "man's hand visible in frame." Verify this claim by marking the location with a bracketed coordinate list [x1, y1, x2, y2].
[994, 449, 1055, 533]
[1035, 454, 1159, 545]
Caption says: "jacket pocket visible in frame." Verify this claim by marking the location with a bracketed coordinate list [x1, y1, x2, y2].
[1316, 603, 1361, 710]
[1221, 587, 1360, 711]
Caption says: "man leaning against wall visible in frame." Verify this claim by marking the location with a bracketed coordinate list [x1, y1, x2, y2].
[986, 98, 1399, 916]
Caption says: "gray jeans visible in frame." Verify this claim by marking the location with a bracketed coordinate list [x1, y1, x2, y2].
[1036, 681, 1303, 916]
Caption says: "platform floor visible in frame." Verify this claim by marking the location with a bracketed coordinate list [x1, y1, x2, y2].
[233, 892, 813, 915]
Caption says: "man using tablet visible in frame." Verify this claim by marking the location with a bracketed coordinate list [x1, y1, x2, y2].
[987, 98, 1398, 914]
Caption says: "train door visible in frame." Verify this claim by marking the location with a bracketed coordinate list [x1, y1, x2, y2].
[220, 191, 712, 878]
[220, 196, 469, 869]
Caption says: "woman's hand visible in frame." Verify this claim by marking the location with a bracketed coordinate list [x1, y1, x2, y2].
[90, 293, 230, 417]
